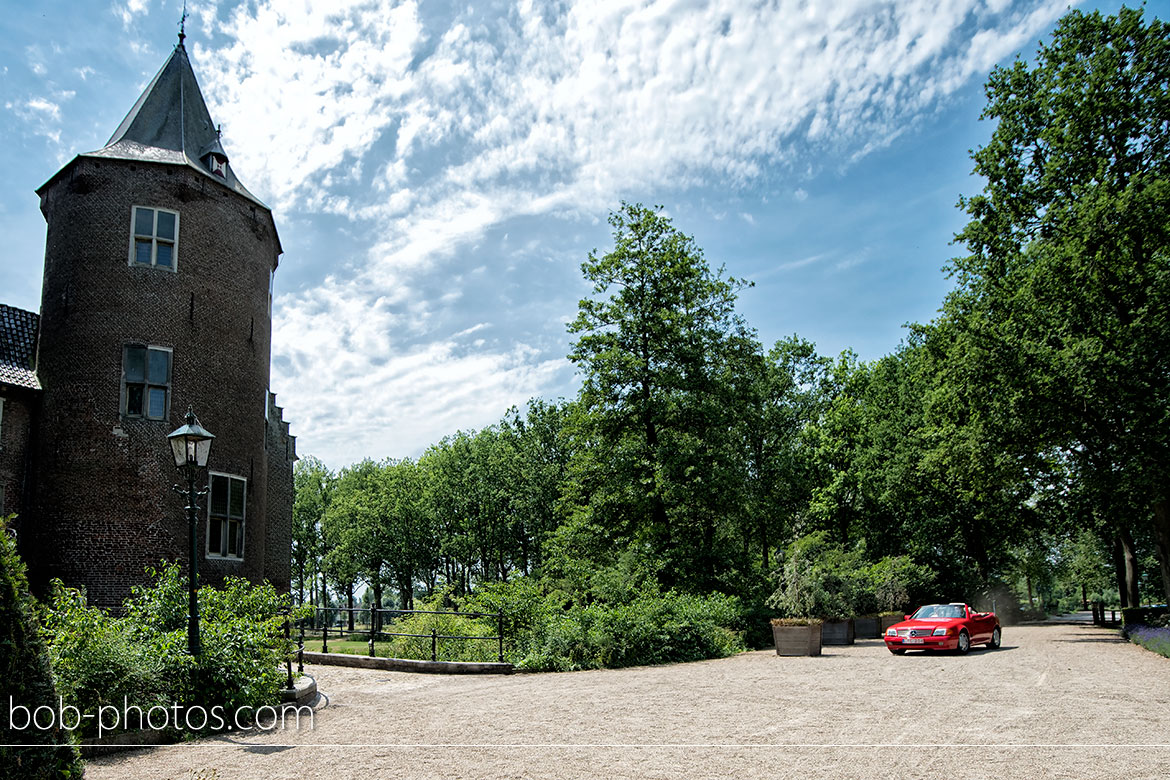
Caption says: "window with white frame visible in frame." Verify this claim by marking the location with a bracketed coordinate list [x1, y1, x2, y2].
[130, 206, 179, 269]
[121, 344, 171, 419]
[207, 473, 246, 559]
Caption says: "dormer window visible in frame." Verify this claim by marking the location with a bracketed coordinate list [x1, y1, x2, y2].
[130, 206, 179, 270]
[199, 132, 230, 179]
[206, 153, 227, 178]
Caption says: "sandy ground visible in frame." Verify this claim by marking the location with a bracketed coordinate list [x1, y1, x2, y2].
[85, 622, 1170, 779]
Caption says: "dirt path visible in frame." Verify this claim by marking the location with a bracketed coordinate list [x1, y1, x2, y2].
[86, 623, 1170, 779]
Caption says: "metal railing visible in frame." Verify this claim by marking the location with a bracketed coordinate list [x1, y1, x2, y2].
[293, 606, 505, 664]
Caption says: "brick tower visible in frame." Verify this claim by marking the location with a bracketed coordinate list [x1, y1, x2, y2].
[26, 38, 295, 606]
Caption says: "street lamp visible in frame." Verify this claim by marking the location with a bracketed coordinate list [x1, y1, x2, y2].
[168, 406, 214, 656]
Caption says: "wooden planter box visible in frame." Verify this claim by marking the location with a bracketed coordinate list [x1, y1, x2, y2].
[854, 615, 880, 639]
[879, 614, 901, 633]
[772, 623, 822, 656]
[821, 618, 855, 645]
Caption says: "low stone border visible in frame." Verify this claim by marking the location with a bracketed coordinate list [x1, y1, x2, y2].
[280, 673, 318, 706]
[301, 651, 513, 675]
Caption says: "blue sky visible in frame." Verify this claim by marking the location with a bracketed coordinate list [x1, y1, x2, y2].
[1, 0, 1148, 468]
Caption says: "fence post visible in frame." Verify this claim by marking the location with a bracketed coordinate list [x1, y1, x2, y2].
[284, 613, 294, 689]
[322, 616, 329, 654]
[497, 611, 504, 663]
[368, 607, 377, 657]
[431, 628, 437, 662]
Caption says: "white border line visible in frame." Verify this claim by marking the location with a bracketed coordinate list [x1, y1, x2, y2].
[10, 743, 1170, 749]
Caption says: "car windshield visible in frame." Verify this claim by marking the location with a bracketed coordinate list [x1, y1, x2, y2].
[913, 605, 964, 619]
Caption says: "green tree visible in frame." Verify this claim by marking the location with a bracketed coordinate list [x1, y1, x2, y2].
[292, 456, 332, 609]
[565, 202, 758, 591]
[323, 460, 394, 628]
[947, 6, 1170, 604]
[740, 336, 830, 574]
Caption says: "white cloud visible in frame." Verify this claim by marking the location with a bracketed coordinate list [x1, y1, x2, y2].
[115, 0, 150, 29]
[186, 0, 1069, 463]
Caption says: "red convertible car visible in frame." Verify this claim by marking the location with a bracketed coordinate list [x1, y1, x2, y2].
[883, 603, 1001, 655]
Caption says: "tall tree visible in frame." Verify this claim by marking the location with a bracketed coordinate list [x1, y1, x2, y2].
[947, 7, 1170, 603]
[292, 456, 332, 608]
[566, 202, 758, 591]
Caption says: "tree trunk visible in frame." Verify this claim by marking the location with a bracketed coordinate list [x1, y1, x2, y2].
[298, 557, 305, 606]
[1119, 528, 1141, 608]
[1081, 582, 1088, 610]
[372, 580, 383, 634]
[1026, 574, 1034, 607]
[1153, 501, 1170, 606]
[1113, 534, 1130, 608]
[347, 585, 355, 632]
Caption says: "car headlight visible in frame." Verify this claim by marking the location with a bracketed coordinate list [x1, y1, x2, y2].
[886, 628, 897, 636]
[932, 627, 948, 636]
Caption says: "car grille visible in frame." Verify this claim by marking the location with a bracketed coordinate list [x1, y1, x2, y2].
[897, 628, 937, 638]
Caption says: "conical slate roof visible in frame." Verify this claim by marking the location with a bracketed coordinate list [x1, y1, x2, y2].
[78, 42, 268, 209]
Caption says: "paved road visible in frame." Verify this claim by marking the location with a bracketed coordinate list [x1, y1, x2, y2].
[87, 622, 1170, 779]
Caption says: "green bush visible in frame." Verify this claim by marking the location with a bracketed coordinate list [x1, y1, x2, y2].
[41, 583, 168, 730]
[766, 533, 863, 619]
[856, 554, 936, 615]
[41, 561, 293, 738]
[515, 590, 746, 672]
[0, 516, 83, 779]
[380, 608, 497, 662]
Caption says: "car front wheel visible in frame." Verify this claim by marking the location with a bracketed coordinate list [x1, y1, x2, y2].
[988, 626, 1001, 649]
[888, 646, 905, 655]
[956, 630, 970, 654]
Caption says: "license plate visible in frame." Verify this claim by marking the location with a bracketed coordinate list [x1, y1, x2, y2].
[905, 638, 924, 644]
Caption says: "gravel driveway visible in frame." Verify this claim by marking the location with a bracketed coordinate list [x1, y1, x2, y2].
[86, 623, 1170, 779]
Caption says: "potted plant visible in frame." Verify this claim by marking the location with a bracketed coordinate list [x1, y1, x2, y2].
[766, 533, 857, 652]
[771, 618, 823, 656]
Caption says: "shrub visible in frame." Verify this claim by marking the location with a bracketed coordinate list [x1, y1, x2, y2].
[857, 555, 936, 615]
[41, 582, 169, 733]
[41, 561, 293, 738]
[766, 533, 864, 619]
[516, 590, 746, 671]
[380, 608, 497, 662]
[0, 515, 83, 778]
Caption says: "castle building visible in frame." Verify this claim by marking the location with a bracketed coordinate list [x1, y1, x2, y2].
[0, 37, 295, 607]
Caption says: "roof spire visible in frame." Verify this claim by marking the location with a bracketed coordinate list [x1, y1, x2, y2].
[178, 2, 189, 47]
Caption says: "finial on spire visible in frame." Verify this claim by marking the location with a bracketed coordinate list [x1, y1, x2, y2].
[178, 2, 189, 47]
[216, 124, 223, 139]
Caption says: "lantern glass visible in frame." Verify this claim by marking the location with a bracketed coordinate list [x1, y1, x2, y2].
[170, 437, 188, 468]
[194, 437, 212, 467]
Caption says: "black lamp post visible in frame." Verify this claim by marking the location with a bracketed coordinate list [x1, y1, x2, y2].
[167, 406, 214, 656]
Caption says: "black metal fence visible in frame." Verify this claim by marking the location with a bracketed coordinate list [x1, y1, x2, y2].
[291, 606, 505, 664]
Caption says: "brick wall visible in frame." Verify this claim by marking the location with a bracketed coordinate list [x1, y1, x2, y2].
[29, 157, 287, 606]
[265, 391, 295, 593]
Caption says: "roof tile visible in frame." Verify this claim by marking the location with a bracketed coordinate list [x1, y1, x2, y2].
[0, 304, 40, 390]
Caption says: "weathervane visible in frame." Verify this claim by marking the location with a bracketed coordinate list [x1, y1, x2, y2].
[178, 1, 189, 46]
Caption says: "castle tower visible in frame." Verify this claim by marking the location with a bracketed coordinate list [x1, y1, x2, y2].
[27, 39, 294, 606]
